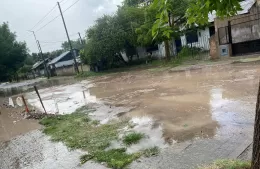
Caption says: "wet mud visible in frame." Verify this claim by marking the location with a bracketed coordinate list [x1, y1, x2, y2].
[90, 63, 259, 142]
[0, 98, 40, 142]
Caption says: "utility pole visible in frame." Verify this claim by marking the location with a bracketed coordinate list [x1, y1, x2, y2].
[57, 2, 79, 74]
[28, 30, 49, 79]
[78, 32, 84, 45]
[37, 40, 50, 79]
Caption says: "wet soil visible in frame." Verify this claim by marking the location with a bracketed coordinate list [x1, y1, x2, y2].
[90, 63, 259, 142]
[0, 97, 40, 142]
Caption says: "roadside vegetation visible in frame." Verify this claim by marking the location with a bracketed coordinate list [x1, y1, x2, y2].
[122, 132, 144, 145]
[199, 160, 250, 169]
[40, 107, 156, 169]
[76, 49, 206, 79]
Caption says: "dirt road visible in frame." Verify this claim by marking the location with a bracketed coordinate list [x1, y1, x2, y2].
[0, 62, 259, 169]
[90, 63, 258, 143]
[0, 98, 40, 142]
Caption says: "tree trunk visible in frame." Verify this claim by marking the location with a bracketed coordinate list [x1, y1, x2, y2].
[164, 40, 170, 60]
[251, 81, 260, 169]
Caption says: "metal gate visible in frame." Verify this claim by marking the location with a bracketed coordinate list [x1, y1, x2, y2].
[218, 13, 260, 56]
[231, 14, 260, 55]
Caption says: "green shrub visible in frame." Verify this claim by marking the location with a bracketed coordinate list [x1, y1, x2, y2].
[178, 46, 202, 58]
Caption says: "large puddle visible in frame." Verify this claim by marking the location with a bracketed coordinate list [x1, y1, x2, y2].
[1, 63, 259, 169]
[22, 63, 259, 148]
[89, 63, 259, 143]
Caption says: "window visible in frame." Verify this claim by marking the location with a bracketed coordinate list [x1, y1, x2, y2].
[186, 31, 198, 43]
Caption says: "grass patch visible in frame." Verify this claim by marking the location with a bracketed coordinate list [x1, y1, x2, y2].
[76, 71, 108, 78]
[122, 132, 144, 146]
[142, 147, 160, 157]
[199, 160, 251, 169]
[40, 108, 142, 168]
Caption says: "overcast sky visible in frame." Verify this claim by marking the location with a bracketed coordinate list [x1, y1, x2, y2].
[0, 0, 123, 53]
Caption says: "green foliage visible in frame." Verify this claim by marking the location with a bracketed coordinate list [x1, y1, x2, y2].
[76, 71, 107, 78]
[18, 65, 32, 74]
[142, 147, 160, 157]
[178, 46, 202, 58]
[199, 160, 250, 169]
[94, 148, 141, 169]
[187, 0, 242, 25]
[123, 0, 147, 7]
[81, 6, 145, 69]
[0, 22, 28, 81]
[135, 7, 158, 46]
[122, 132, 144, 145]
[150, 0, 188, 40]
[40, 112, 127, 151]
[31, 49, 64, 62]
[62, 39, 83, 51]
[82, 15, 126, 68]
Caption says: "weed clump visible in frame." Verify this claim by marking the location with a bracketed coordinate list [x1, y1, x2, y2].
[122, 132, 144, 145]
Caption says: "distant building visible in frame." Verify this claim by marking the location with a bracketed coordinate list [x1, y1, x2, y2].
[48, 49, 82, 76]
[213, 0, 260, 57]
[31, 59, 50, 77]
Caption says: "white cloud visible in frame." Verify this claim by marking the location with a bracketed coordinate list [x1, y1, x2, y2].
[0, 0, 124, 53]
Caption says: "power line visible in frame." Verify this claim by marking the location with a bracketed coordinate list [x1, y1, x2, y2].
[35, 15, 61, 32]
[39, 33, 81, 42]
[63, 0, 80, 13]
[35, 0, 81, 33]
[30, 4, 57, 30]
[60, 0, 72, 5]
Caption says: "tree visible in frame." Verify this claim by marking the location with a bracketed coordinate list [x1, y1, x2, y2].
[31, 49, 63, 62]
[123, 0, 147, 7]
[186, 0, 242, 25]
[81, 5, 145, 69]
[148, 0, 189, 60]
[61, 39, 83, 51]
[185, 0, 260, 168]
[116, 6, 145, 60]
[82, 15, 126, 70]
[252, 81, 260, 169]
[0, 22, 28, 81]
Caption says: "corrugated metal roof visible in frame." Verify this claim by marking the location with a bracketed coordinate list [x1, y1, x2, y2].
[32, 61, 43, 70]
[208, 0, 256, 22]
[32, 59, 48, 70]
[48, 51, 70, 65]
[55, 60, 74, 68]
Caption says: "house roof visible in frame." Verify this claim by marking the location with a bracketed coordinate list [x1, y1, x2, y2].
[32, 59, 48, 70]
[208, 0, 256, 22]
[55, 60, 74, 68]
[48, 51, 70, 65]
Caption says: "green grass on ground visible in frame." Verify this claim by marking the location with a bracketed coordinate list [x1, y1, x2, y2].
[39, 107, 152, 169]
[75, 56, 192, 79]
[199, 160, 251, 169]
[122, 132, 145, 146]
[142, 147, 160, 157]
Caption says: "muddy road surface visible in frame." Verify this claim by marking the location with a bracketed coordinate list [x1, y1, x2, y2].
[0, 62, 259, 169]
[0, 98, 40, 142]
[90, 63, 259, 142]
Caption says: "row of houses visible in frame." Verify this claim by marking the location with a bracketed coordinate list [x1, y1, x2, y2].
[32, 49, 83, 77]
[32, 0, 260, 76]
[129, 0, 260, 60]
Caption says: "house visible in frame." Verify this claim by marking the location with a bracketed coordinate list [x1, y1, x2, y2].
[48, 49, 83, 76]
[32, 59, 50, 77]
[213, 0, 259, 57]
